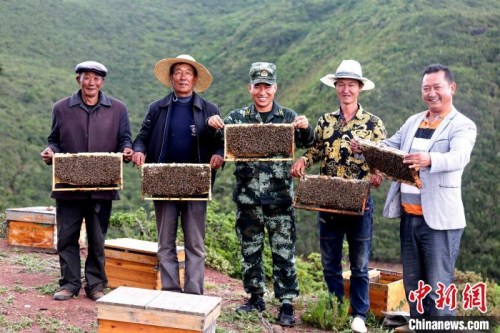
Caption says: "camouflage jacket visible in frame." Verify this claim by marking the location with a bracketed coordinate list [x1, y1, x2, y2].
[224, 102, 314, 205]
[302, 104, 386, 180]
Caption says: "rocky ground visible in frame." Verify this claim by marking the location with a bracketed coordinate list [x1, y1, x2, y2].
[0, 239, 341, 333]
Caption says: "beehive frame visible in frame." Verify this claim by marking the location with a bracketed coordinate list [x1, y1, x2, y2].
[294, 175, 370, 215]
[358, 140, 422, 188]
[141, 163, 211, 201]
[52, 153, 123, 191]
[224, 123, 294, 161]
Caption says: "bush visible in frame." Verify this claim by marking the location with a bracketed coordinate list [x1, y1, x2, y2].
[108, 206, 157, 241]
[301, 291, 350, 330]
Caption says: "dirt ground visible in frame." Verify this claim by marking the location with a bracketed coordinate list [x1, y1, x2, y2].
[0, 239, 345, 333]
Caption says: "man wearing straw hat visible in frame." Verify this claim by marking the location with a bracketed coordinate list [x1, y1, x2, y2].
[208, 62, 314, 327]
[291, 60, 386, 333]
[132, 55, 224, 295]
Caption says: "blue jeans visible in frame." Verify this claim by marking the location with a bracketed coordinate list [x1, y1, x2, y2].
[318, 196, 373, 319]
[400, 213, 463, 318]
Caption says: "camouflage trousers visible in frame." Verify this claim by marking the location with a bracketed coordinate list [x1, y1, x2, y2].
[235, 203, 299, 301]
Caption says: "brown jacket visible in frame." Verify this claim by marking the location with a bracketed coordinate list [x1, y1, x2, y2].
[47, 91, 132, 200]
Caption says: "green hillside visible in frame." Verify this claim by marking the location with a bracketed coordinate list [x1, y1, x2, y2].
[0, 0, 498, 278]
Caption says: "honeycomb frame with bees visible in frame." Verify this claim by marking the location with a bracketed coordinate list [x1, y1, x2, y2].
[358, 140, 422, 188]
[141, 163, 211, 201]
[52, 153, 123, 191]
[294, 175, 370, 215]
[224, 123, 294, 161]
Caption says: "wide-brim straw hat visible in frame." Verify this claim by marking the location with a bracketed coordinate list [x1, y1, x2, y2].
[154, 54, 213, 93]
[320, 59, 375, 90]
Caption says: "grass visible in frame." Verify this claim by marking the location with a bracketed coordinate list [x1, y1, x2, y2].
[0, 315, 34, 332]
[37, 315, 90, 333]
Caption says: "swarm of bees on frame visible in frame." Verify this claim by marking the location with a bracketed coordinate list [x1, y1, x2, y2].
[295, 175, 370, 213]
[358, 140, 421, 187]
[142, 164, 211, 198]
[54, 153, 122, 186]
[225, 124, 294, 158]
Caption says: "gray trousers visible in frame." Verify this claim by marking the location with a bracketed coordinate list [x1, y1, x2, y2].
[154, 201, 207, 295]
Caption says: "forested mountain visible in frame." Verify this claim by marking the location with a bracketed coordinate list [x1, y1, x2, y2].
[1, 0, 498, 278]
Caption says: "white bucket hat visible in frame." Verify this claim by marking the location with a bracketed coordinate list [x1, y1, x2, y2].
[320, 60, 375, 90]
[154, 54, 213, 93]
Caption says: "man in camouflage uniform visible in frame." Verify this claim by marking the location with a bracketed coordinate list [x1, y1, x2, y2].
[208, 62, 314, 327]
[291, 60, 386, 333]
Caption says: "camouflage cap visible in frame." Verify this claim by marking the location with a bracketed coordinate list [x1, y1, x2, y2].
[249, 62, 277, 85]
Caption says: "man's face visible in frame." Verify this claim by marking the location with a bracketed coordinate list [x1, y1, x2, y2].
[77, 72, 104, 100]
[421, 71, 456, 114]
[335, 78, 362, 105]
[170, 63, 197, 97]
[248, 82, 277, 112]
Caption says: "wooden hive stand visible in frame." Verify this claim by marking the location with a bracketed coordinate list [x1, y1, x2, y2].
[105, 238, 185, 290]
[343, 268, 409, 317]
[97, 286, 221, 333]
[5, 206, 57, 253]
[5, 206, 87, 252]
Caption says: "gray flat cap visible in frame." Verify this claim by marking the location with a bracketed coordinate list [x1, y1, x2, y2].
[74, 61, 108, 77]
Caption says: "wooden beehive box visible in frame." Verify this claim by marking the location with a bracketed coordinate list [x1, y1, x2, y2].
[141, 163, 211, 201]
[294, 175, 370, 215]
[224, 123, 294, 161]
[5, 206, 57, 252]
[97, 286, 221, 333]
[343, 269, 409, 317]
[105, 238, 185, 290]
[358, 140, 422, 188]
[53, 152, 123, 191]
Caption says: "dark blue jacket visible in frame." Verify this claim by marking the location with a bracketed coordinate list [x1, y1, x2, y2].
[133, 92, 224, 179]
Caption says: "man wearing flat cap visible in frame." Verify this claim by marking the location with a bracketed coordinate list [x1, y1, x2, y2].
[41, 61, 133, 301]
[291, 60, 386, 333]
[132, 55, 224, 295]
[208, 62, 314, 327]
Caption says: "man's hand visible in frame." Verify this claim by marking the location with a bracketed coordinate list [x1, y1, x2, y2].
[132, 152, 145, 167]
[369, 170, 384, 188]
[350, 139, 362, 154]
[291, 157, 307, 178]
[122, 147, 134, 162]
[40, 147, 54, 165]
[292, 115, 309, 130]
[403, 152, 431, 169]
[210, 154, 224, 170]
[208, 115, 224, 129]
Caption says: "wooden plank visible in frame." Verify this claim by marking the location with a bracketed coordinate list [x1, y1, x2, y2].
[97, 287, 161, 308]
[105, 238, 158, 253]
[106, 264, 158, 284]
[98, 319, 200, 333]
[5, 207, 56, 224]
[146, 291, 221, 316]
[7, 221, 56, 250]
[107, 277, 159, 290]
[105, 249, 158, 265]
[106, 258, 158, 274]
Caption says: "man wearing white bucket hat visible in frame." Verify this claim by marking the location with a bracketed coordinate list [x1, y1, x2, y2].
[132, 54, 224, 295]
[291, 60, 386, 333]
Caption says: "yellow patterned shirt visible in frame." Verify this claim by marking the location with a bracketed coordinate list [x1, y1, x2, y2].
[302, 104, 386, 180]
